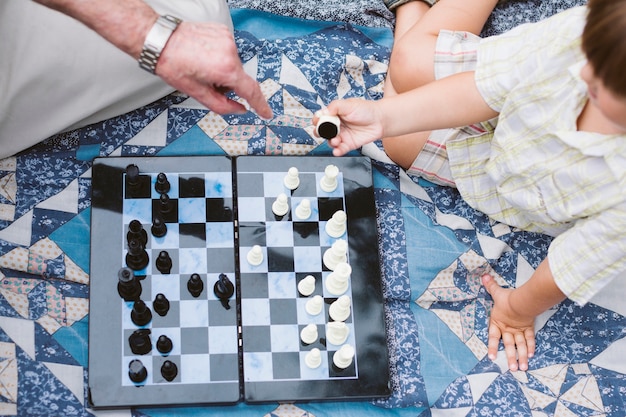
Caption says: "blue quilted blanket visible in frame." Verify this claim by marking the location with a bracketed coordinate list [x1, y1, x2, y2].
[0, 4, 624, 417]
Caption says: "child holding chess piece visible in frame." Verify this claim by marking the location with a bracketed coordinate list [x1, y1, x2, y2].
[313, 0, 626, 372]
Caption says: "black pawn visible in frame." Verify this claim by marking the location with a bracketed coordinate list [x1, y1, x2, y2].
[125, 164, 140, 187]
[127, 219, 148, 247]
[153, 293, 170, 316]
[125, 238, 149, 271]
[128, 359, 148, 384]
[131, 299, 152, 326]
[117, 267, 141, 301]
[128, 329, 152, 355]
[155, 172, 170, 194]
[213, 273, 235, 310]
[187, 273, 204, 298]
[155, 251, 172, 274]
[156, 335, 173, 355]
[161, 360, 178, 382]
[151, 215, 167, 238]
[158, 193, 172, 215]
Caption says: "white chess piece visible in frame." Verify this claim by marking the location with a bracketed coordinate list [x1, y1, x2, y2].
[332, 344, 355, 369]
[323, 239, 347, 270]
[272, 193, 289, 216]
[329, 295, 351, 322]
[295, 198, 311, 219]
[325, 210, 346, 238]
[283, 167, 300, 190]
[300, 323, 318, 345]
[320, 164, 339, 192]
[326, 321, 349, 345]
[325, 262, 351, 295]
[315, 115, 341, 140]
[305, 295, 324, 316]
[297, 275, 316, 296]
[305, 348, 322, 369]
[246, 245, 263, 266]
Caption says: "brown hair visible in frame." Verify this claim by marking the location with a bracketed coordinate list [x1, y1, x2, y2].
[582, 0, 626, 97]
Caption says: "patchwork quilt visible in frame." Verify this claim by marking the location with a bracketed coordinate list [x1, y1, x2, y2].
[1, 2, 624, 416]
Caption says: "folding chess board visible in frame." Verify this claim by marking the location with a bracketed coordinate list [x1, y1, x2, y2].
[88, 155, 390, 408]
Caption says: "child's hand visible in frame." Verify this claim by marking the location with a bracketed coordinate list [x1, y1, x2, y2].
[313, 99, 385, 156]
[481, 274, 536, 372]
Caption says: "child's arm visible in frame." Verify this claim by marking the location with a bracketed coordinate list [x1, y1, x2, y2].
[316, 71, 498, 156]
[481, 258, 566, 371]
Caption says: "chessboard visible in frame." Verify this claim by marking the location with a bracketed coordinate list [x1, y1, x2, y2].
[88, 155, 390, 408]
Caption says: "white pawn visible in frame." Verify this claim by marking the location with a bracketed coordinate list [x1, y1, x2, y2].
[326, 321, 350, 345]
[329, 295, 351, 322]
[325, 262, 351, 295]
[305, 348, 322, 369]
[283, 167, 300, 190]
[305, 295, 324, 316]
[297, 275, 316, 296]
[325, 210, 346, 238]
[295, 198, 311, 219]
[272, 193, 289, 216]
[246, 245, 263, 266]
[323, 239, 348, 271]
[333, 344, 355, 369]
[320, 164, 339, 192]
[300, 323, 318, 345]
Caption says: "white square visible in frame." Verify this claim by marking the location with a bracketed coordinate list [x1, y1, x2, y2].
[243, 352, 273, 382]
[178, 248, 207, 274]
[241, 298, 270, 326]
[237, 197, 266, 221]
[208, 326, 239, 354]
[180, 354, 211, 383]
[179, 300, 209, 327]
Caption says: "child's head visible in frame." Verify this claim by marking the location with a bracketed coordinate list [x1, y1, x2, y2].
[582, 0, 626, 98]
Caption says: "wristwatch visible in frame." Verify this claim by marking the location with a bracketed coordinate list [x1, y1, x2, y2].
[138, 14, 182, 74]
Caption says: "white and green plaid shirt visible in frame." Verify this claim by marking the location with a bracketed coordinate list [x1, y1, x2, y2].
[447, 7, 626, 305]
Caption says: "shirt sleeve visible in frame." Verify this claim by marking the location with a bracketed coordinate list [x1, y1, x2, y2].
[474, 6, 586, 112]
[548, 201, 626, 305]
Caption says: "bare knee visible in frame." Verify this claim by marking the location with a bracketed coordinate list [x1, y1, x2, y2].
[382, 136, 417, 170]
[388, 34, 437, 93]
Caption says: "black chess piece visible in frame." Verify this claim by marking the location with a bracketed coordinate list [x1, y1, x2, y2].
[155, 251, 172, 274]
[158, 193, 172, 215]
[128, 329, 152, 355]
[131, 299, 152, 326]
[127, 219, 148, 247]
[125, 164, 140, 188]
[151, 215, 167, 238]
[152, 293, 170, 316]
[128, 359, 148, 383]
[213, 273, 235, 310]
[156, 334, 173, 355]
[187, 273, 204, 298]
[117, 267, 141, 301]
[125, 238, 149, 271]
[161, 360, 178, 382]
[155, 172, 171, 194]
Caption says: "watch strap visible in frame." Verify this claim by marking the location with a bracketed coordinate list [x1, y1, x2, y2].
[138, 14, 182, 74]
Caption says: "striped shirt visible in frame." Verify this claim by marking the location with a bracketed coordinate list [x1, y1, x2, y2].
[446, 7, 626, 305]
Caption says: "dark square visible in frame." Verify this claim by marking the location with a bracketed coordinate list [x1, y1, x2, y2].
[237, 173, 264, 197]
[153, 356, 181, 383]
[299, 324, 326, 350]
[296, 273, 322, 297]
[328, 350, 356, 377]
[179, 223, 206, 247]
[180, 273, 206, 300]
[152, 249, 178, 275]
[290, 173, 316, 197]
[272, 352, 301, 379]
[151, 300, 180, 328]
[210, 354, 240, 381]
[206, 248, 236, 273]
[267, 247, 294, 272]
[242, 326, 271, 352]
[206, 198, 234, 222]
[151, 198, 179, 223]
[238, 222, 267, 247]
[292, 222, 320, 246]
[180, 327, 209, 354]
[179, 175, 206, 198]
[269, 299, 297, 325]
[318, 198, 344, 221]
[123, 328, 153, 356]
[208, 299, 238, 326]
[125, 174, 152, 199]
[264, 197, 292, 221]
[239, 273, 269, 298]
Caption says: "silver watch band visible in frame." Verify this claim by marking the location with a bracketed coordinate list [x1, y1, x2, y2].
[138, 14, 182, 74]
